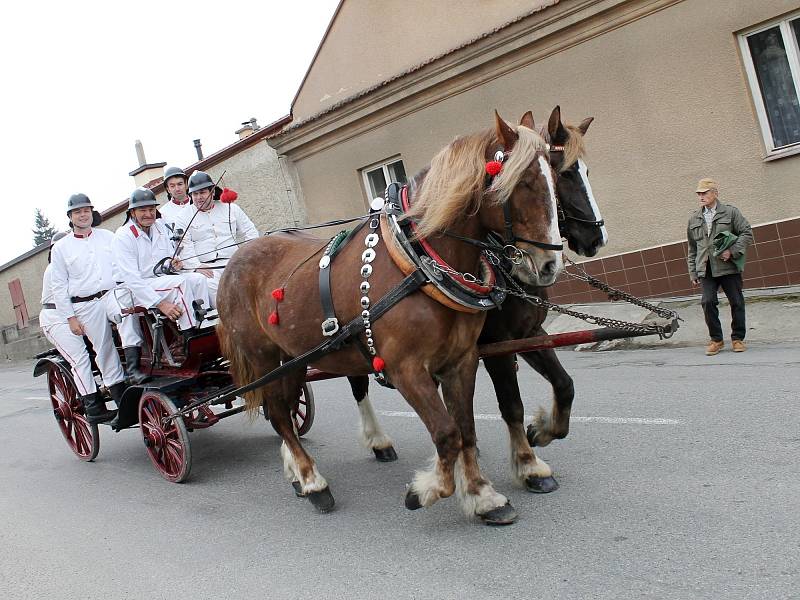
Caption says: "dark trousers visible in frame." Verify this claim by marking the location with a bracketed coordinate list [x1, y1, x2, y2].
[700, 266, 746, 341]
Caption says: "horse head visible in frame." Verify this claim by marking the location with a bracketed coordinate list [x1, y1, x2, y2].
[484, 111, 563, 286]
[542, 106, 608, 258]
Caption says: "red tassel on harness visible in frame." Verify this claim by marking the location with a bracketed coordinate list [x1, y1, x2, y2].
[372, 357, 385, 372]
[268, 311, 279, 325]
[485, 161, 503, 177]
[220, 188, 238, 203]
[271, 288, 285, 302]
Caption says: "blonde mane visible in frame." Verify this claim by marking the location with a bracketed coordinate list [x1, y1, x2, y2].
[559, 124, 586, 172]
[409, 124, 548, 239]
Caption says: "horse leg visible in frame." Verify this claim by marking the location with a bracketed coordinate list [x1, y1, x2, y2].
[520, 346, 575, 448]
[347, 375, 398, 462]
[268, 368, 335, 513]
[483, 354, 557, 495]
[390, 371, 462, 510]
[438, 349, 518, 524]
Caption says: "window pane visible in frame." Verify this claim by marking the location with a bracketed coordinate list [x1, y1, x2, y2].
[747, 27, 800, 148]
[387, 160, 407, 184]
[365, 167, 387, 199]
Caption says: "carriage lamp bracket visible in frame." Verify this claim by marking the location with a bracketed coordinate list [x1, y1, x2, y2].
[321, 317, 339, 337]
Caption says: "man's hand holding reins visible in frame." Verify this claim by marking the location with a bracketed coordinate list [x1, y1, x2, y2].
[67, 316, 85, 336]
[157, 300, 183, 322]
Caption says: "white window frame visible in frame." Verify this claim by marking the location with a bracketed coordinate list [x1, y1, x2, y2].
[360, 157, 407, 204]
[739, 11, 800, 160]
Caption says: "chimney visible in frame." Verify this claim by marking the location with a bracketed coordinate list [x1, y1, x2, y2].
[193, 139, 204, 160]
[235, 117, 260, 140]
[128, 140, 166, 188]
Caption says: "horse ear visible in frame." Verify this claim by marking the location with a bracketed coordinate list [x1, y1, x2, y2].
[519, 111, 535, 130]
[494, 110, 518, 149]
[578, 116, 594, 135]
[547, 105, 570, 145]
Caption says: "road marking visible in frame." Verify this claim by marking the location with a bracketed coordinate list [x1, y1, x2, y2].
[378, 410, 681, 425]
[25, 396, 48, 401]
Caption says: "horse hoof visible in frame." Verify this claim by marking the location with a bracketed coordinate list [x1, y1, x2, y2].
[525, 475, 559, 494]
[404, 489, 422, 511]
[291, 480, 306, 498]
[373, 446, 398, 462]
[307, 487, 335, 513]
[480, 502, 518, 526]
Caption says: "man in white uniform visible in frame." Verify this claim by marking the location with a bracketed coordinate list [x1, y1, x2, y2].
[159, 165, 191, 237]
[49, 195, 126, 424]
[41, 231, 117, 423]
[176, 171, 259, 306]
[113, 187, 211, 336]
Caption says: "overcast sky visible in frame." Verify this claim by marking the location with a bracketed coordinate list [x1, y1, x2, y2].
[0, 0, 339, 264]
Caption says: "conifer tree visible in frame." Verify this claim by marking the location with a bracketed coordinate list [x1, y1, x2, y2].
[32, 208, 57, 247]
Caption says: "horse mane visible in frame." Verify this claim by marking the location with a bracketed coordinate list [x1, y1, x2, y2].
[408, 124, 547, 239]
[560, 124, 586, 172]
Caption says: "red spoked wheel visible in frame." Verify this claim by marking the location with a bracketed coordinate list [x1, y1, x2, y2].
[139, 391, 192, 483]
[47, 363, 99, 462]
[293, 383, 315, 437]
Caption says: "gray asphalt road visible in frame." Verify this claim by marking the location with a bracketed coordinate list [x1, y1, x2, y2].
[1, 343, 798, 600]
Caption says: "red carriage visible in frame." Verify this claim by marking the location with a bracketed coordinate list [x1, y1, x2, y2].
[33, 307, 315, 482]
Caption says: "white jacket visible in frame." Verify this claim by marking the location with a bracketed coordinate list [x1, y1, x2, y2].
[112, 219, 195, 308]
[159, 200, 191, 235]
[176, 202, 259, 268]
[50, 230, 117, 319]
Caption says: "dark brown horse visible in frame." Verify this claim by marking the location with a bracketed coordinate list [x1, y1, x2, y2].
[216, 112, 562, 523]
[349, 107, 606, 493]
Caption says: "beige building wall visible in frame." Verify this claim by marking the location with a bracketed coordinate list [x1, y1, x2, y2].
[293, 0, 558, 121]
[278, 0, 800, 256]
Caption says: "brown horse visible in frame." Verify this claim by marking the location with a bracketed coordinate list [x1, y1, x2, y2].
[349, 107, 606, 493]
[216, 112, 562, 524]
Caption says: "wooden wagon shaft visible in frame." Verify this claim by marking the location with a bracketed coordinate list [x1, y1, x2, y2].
[305, 319, 679, 381]
[477, 320, 679, 358]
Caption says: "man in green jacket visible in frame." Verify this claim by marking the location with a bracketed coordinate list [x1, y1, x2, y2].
[687, 178, 753, 355]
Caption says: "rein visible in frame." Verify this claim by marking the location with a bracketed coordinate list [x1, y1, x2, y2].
[548, 146, 604, 230]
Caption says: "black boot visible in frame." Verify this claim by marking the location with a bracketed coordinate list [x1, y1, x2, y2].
[107, 381, 127, 430]
[81, 392, 116, 425]
[124, 346, 150, 384]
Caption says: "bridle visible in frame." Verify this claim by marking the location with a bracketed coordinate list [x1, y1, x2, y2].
[548, 145, 605, 231]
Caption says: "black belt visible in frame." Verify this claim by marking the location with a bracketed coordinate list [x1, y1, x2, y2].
[42, 303, 56, 310]
[70, 290, 109, 303]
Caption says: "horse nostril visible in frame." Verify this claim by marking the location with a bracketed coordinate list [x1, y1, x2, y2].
[541, 259, 557, 276]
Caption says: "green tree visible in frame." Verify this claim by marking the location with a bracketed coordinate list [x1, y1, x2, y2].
[32, 208, 57, 247]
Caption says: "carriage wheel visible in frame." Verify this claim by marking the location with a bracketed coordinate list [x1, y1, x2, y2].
[47, 363, 100, 462]
[139, 391, 192, 483]
[294, 383, 315, 437]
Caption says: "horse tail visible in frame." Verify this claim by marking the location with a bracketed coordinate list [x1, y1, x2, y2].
[217, 319, 265, 418]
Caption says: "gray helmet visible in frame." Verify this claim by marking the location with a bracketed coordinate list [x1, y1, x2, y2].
[188, 171, 215, 194]
[66, 193, 93, 216]
[163, 165, 187, 184]
[128, 187, 158, 209]
[51, 231, 68, 246]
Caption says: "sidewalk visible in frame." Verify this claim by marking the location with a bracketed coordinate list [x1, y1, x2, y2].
[543, 285, 800, 351]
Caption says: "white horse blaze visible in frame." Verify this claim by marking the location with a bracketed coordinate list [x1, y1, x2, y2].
[577, 158, 608, 245]
[538, 155, 564, 274]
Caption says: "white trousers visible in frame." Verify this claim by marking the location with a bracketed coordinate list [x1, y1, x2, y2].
[40, 312, 96, 397]
[197, 268, 223, 308]
[142, 274, 211, 330]
[73, 295, 125, 388]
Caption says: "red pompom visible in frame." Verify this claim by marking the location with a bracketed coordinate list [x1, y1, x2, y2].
[372, 357, 385, 372]
[485, 161, 503, 177]
[271, 288, 285, 302]
[220, 188, 238, 203]
[268, 311, 279, 325]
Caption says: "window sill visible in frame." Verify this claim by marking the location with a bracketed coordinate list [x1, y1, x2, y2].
[764, 144, 800, 162]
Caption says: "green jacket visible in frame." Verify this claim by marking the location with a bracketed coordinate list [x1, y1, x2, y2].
[687, 202, 753, 279]
[713, 230, 746, 272]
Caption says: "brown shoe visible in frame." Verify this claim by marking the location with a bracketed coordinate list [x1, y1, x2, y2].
[732, 340, 746, 352]
[705, 340, 724, 356]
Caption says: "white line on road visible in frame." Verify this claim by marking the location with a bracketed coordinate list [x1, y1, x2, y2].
[378, 410, 681, 425]
[25, 397, 48, 401]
